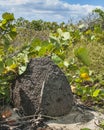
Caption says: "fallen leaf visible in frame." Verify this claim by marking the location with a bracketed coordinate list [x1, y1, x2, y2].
[1, 109, 12, 119]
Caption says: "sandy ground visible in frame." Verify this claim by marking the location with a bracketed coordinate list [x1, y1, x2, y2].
[46, 107, 104, 130]
[1, 105, 104, 130]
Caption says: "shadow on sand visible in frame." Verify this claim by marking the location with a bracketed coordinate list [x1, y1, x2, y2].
[47, 107, 95, 124]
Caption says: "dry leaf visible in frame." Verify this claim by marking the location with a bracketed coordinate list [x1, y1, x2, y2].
[71, 85, 76, 93]
[1, 109, 12, 119]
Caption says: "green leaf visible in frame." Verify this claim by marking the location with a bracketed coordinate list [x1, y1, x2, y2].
[52, 54, 63, 64]
[57, 28, 63, 35]
[74, 47, 90, 66]
[92, 89, 101, 97]
[80, 66, 89, 74]
[35, 46, 41, 51]
[64, 60, 69, 67]
[3, 36, 10, 48]
[2, 12, 14, 21]
[99, 120, 104, 128]
[80, 128, 91, 130]
[91, 35, 95, 40]
[9, 31, 17, 39]
[0, 23, 2, 27]
[18, 65, 27, 75]
[0, 61, 4, 73]
[2, 19, 7, 25]
[78, 24, 85, 29]
[11, 27, 16, 32]
[49, 34, 59, 43]
[5, 58, 13, 66]
[61, 32, 70, 40]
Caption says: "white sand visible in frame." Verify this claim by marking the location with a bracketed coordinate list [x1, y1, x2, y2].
[46, 107, 104, 130]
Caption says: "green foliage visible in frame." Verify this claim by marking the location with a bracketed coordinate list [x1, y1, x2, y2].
[0, 12, 29, 102]
[0, 10, 104, 110]
[93, 8, 104, 20]
[2, 12, 14, 20]
[0, 12, 17, 39]
[49, 27, 104, 106]
[0, 61, 4, 73]
[99, 120, 104, 129]
[15, 17, 60, 31]
[80, 128, 91, 130]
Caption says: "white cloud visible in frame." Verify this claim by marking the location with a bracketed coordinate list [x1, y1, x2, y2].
[0, 0, 103, 23]
[0, 0, 29, 5]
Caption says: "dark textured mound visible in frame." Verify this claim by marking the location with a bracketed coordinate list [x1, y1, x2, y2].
[11, 56, 74, 117]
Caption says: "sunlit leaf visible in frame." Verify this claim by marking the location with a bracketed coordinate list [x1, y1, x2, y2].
[91, 35, 95, 40]
[2, 19, 7, 25]
[11, 27, 16, 32]
[18, 65, 27, 75]
[35, 46, 41, 51]
[62, 32, 70, 40]
[64, 60, 69, 67]
[78, 24, 85, 29]
[92, 89, 101, 97]
[57, 28, 63, 35]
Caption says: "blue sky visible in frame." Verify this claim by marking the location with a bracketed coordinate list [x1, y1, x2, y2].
[64, 0, 104, 6]
[0, 0, 104, 23]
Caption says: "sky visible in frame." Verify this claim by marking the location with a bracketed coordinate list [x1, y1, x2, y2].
[0, 0, 104, 23]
